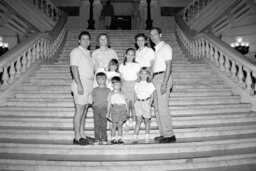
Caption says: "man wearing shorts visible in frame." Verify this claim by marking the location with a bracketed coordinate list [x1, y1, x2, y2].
[70, 31, 94, 145]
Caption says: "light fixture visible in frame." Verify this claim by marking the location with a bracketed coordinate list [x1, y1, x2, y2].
[230, 37, 249, 55]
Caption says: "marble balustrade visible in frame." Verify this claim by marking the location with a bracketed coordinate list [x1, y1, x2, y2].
[32, 0, 61, 22]
[176, 24, 256, 96]
[183, 0, 212, 23]
[0, 25, 66, 90]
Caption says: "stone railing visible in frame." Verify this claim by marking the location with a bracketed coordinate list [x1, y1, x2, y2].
[208, 0, 252, 35]
[176, 16, 256, 96]
[31, 0, 61, 22]
[0, 13, 67, 90]
[183, 0, 212, 23]
[183, 0, 240, 32]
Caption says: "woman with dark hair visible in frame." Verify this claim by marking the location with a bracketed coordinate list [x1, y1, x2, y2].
[134, 33, 155, 75]
[92, 33, 118, 71]
[92, 33, 118, 87]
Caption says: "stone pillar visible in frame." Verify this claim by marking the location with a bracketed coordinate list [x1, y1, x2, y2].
[87, 0, 95, 29]
[145, 0, 153, 29]
[132, 0, 141, 30]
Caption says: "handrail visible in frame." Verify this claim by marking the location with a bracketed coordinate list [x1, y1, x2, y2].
[31, 0, 61, 22]
[183, 0, 213, 22]
[175, 15, 256, 95]
[0, 12, 67, 90]
[183, 0, 240, 32]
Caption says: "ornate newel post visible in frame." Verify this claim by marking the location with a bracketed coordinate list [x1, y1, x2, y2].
[87, 0, 95, 29]
[145, 0, 153, 29]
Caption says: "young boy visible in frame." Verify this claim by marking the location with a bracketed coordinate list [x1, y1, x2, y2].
[91, 72, 111, 145]
[107, 76, 129, 144]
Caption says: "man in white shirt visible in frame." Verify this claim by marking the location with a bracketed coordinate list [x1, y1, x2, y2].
[150, 27, 176, 143]
[70, 31, 94, 145]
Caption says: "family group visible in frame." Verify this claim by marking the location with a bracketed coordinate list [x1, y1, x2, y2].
[70, 27, 176, 145]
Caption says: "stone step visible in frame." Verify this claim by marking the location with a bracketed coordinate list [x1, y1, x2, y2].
[34, 70, 213, 77]
[0, 154, 256, 171]
[16, 82, 224, 91]
[1, 113, 255, 129]
[7, 95, 240, 106]
[0, 103, 253, 117]
[39, 65, 209, 71]
[1, 124, 256, 141]
[25, 78, 222, 86]
[13, 88, 230, 99]
[0, 138, 256, 156]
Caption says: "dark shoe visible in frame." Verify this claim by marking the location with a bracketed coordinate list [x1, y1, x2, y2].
[159, 135, 176, 143]
[111, 139, 118, 144]
[73, 138, 89, 145]
[85, 136, 95, 143]
[154, 136, 164, 141]
[117, 139, 124, 144]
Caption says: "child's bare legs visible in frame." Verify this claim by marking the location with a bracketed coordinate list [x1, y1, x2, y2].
[144, 118, 151, 134]
[111, 122, 118, 139]
[144, 118, 151, 142]
[117, 121, 124, 138]
[134, 115, 143, 136]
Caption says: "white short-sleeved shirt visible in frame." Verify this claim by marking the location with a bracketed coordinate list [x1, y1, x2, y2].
[70, 46, 94, 79]
[153, 41, 172, 73]
[134, 81, 155, 99]
[135, 47, 155, 68]
[109, 91, 127, 104]
[119, 62, 140, 81]
[92, 48, 118, 70]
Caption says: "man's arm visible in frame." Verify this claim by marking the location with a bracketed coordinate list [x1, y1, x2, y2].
[160, 60, 172, 94]
[71, 65, 84, 95]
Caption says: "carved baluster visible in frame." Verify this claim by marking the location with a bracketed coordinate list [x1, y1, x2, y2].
[244, 69, 253, 94]
[21, 52, 27, 73]
[219, 51, 225, 72]
[237, 64, 245, 88]
[197, 39, 201, 58]
[201, 38, 205, 58]
[2, 66, 9, 86]
[27, 48, 32, 68]
[224, 56, 231, 76]
[36, 41, 40, 59]
[205, 40, 209, 59]
[209, 44, 214, 62]
[31, 45, 36, 63]
[190, 41, 193, 55]
[214, 48, 219, 66]
[16, 57, 21, 78]
[192, 42, 195, 58]
[40, 39, 44, 59]
[231, 60, 238, 81]
[35, 0, 40, 9]
[44, 40, 47, 59]
[9, 62, 16, 83]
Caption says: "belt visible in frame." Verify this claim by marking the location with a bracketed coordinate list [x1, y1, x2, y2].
[153, 71, 164, 77]
[137, 97, 150, 101]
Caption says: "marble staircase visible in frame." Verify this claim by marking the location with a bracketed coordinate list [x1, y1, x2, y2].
[0, 29, 256, 171]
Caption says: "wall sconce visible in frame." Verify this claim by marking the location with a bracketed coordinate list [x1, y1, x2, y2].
[230, 37, 249, 55]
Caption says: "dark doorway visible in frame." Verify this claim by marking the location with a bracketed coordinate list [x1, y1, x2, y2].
[110, 16, 132, 30]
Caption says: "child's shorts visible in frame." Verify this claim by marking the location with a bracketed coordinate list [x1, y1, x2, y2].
[134, 100, 151, 119]
[110, 104, 127, 123]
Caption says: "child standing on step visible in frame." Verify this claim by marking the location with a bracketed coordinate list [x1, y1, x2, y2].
[119, 48, 140, 128]
[91, 72, 111, 145]
[132, 67, 157, 143]
[106, 59, 120, 90]
[106, 76, 129, 144]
